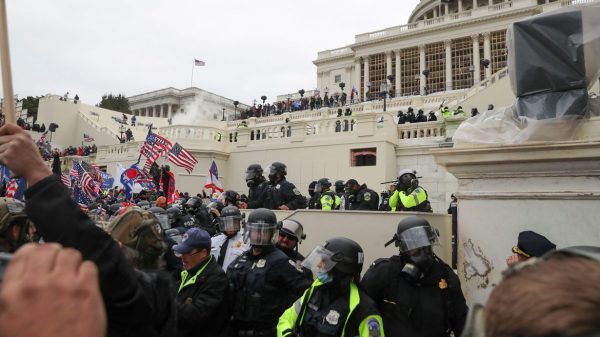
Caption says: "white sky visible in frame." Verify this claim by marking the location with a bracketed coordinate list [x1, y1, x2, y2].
[3, 0, 420, 106]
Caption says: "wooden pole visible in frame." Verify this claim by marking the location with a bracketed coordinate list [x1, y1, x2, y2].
[0, 0, 15, 124]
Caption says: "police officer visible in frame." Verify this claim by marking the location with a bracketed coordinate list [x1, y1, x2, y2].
[406, 108, 416, 123]
[333, 180, 348, 210]
[184, 196, 216, 235]
[416, 109, 428, 123]
[397, 110, 406, 124]
[389, 169, 432, 212]
[361, 216, 467, 337]
[0, 197, 35, 252]
[315, 178, 341, 211]
[344, 179, 379, 211]
[278, 237, 385, 337]
[245, 164, 269, 209]
[264, 162, 306, 210]
[211, 206, 250, 271]
[428, 111, 437, 122]
[307, 181, 319, 209]
[378, 190, 391, 211]
[453, 106, 465, 117]
[441, 106, 451, 119]
[227, 208, 312, 337]
[276, 219, 307, 262]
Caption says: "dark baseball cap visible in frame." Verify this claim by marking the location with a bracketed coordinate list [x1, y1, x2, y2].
[173, 227, 211, 254]
[512, 230, 556, 258]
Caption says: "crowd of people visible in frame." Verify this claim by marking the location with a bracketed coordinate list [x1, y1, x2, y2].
[0, 123, 598, 337]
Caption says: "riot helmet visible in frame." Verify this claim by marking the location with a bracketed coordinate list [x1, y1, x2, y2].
[314, 178, 331, 194]
[243, 208, 279, 246]
[0, 198, 35, 251]
[334, 180, 345, 194]
[396, 168, 418, 192]
[219, 206, 242, 233]
[267, 162, 287, 183]
[148, 206, 169, 231]
[245, 164, 264, 188]
[308, 181, 317, 197]
[185, 196, 202, 210]
[223, 190, 240, 206]
[393, 216, 439, 278]
[136, 200, 150, 210]
[166, 207, 182, 226]
[279, 219, 306, 243]
[344, 179, 359, 195]
[303, 237, 364, 279]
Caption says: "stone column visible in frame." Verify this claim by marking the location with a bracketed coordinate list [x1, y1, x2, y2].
[473, 0, 478, 9]
[434, 7, 438, 17]
[445, 3, 449, 15]
[483, 32, 492, 79]
[445, 40, 453, 91]
[363, 56, 370, 101]
[155, 105, 161, 118]
[472, 34, 481, 84]
[419, 45, 426, 95]
[488, 0, 492, 6]
[167, 104, 173, 119]
[459, 0, 463, 12]
[395, 50, 402, 96]
[354, 58, 361, 99]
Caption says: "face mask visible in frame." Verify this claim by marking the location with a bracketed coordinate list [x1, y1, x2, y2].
[246, 179, 256, 188]
[408, 248, 434, 271]
[317, 271, 333, 284]
[401, 262, 422, 280]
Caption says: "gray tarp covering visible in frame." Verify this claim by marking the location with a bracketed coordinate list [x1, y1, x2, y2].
[454, 3, 600, 145]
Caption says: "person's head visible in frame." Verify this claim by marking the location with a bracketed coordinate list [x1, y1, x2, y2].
[161, 165, 170, 173]
[481, 247, 600, 337]
[223, 190, 240, 206]
[138, 190, 148, 200]
[408, 107, 414, 113]
[185, 196, 202, 211]
[507, 230, 556, 266]
[396, 168, 418, 193]
[303, 237, 364, 284]
[219, 206, 242, 236]
[334, 180, 345, 194]
[380, 189, 389, 199]
[0, 198, 36, 252]
[418, 109, 424, 115]
[155, 196, 167, 209]
[267, 162, 287, 183]
[244, 208, 278, 248]
[172, 228, 212, 270]
[165, 206, 182, 226]
[393, 216, 439, 279]
[277, 219, 305, 252]
[245, 164, 265, 188]
[308, 181, 317, 197]
[314, 178, 332, 194]
[487, 104, 494, 110]
[344, 179, 360, 195]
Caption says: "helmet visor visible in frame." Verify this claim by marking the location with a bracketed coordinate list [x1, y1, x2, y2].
[398, 226, 439, 252]
[301, 245, 338, 277]
[314, 183, 323, 194]
[245, 171, 256, 181]
[219, 216, 241, 232]
[156, 214, 170, 231]
[243, 222, 277, 245]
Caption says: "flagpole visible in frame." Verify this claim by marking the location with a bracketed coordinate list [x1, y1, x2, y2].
[190, 58, 194, 88]
[0, 0, 16, 124]
[137, 123, 153, 165]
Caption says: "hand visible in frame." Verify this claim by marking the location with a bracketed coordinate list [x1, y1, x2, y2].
[238, 202, 248, 209]
[0, 243, 106, 337]
[210, 208, 220, 217]
[0, 123, 52, 186]
[278, 205, 289, 210]
[506, 253, 526, 266]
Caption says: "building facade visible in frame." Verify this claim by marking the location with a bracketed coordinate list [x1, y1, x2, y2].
[314, 0, 571, 102]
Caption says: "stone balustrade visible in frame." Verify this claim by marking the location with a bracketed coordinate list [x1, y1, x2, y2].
[397, 120, 446, 141]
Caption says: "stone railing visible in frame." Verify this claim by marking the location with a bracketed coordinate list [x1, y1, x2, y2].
[317, 47, 354, 59]
[397, 120, 446, 141]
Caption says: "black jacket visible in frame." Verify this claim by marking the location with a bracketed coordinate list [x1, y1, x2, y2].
[175, 256, 229, 337]
[361, 255, 468, 337]
[263, 179, 307, 210]
[24, 175, 159, 337]
[247, 180, 269, 209]
[349, 185, 379, 211]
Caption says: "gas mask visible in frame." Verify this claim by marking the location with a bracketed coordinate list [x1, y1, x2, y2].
[401, 247, 434, 280]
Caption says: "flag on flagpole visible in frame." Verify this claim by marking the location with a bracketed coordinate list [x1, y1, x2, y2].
[140, 132, 173, 159]
[72, 161, 99, 199]
[61, 173, 72, 187]
[83, 133, 95, 142]
[167, 142, 198, 173]
[194, 59, 206, 66]
[6, 178, 26, 201]
[204, 160, 223, 193]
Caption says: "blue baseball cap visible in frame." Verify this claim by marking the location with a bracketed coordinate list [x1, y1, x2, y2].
[173, 227, 211, 254]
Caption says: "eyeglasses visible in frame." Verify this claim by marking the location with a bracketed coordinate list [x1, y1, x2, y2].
[174, 249, 205, 258]
[279, 232, 297, 241]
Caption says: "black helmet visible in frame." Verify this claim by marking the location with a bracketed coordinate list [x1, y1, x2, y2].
[418, 109, 424, 114]
[280, 219, 306, 243]
[308, 180, 317, 197]
[396, 168, 418, 192]
[315, 178, 331, 193]
[334, 180, 345, 193]
[407, 107, 414, 112]
[219, 205, 242, 233]
[136, 200, 150, 210]
[488, 104, 494, 110]
[245, 164, 264, 187]
[162, 165, 170, 172]
[166, 207, 182, 225]
[185, 196, 202, 209]
[244, 208, 279, 246]
[268, 162, 287, 182]
[324, 237, 364, 276]
[395, 216, 439, 253]
[148, 206, 166, 215]
[148, 207, 169, 230]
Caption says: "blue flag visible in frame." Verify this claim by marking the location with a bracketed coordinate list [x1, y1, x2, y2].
[100, 171, 114, 189]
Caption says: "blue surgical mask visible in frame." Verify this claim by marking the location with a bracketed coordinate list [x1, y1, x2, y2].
[317, 271, 333, 284]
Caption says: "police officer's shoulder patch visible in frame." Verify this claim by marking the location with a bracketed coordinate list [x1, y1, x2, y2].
[293, 188, 301, 196]
[363, 192, 371, 201]
[368, 318, 381, 337]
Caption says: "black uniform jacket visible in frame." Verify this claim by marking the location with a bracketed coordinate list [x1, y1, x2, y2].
[24, 175, 159, 337]
[361, 255, 468, 337]
[175, 256, 229, 337]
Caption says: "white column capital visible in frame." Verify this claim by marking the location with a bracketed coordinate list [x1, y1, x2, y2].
[482, 32, 491, 39]
[444, 39, 452, 48]
[471, 34, 480, 41]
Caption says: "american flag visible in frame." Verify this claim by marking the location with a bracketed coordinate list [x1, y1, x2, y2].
[73, 161, 99, 198]
[167, 142, 198, 173]
[61, 173, 72, 187]
[204, 160, 223, 193]
[6, 178, 26, 201]
[73, 186, 92, 212]
[81, 161, 102, 183]
[142, 151, 161, 174]
[194, 59, 205, 66]
[141, 132, 172, 159]
[83, 133, 95, 142]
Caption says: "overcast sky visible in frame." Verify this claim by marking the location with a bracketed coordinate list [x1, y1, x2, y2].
[3, 0, 420, 106]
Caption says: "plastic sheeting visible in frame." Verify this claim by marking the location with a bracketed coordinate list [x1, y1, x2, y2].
[454, 3, 600, 146]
